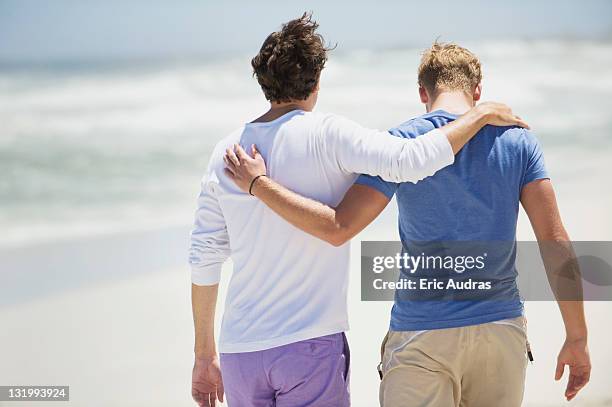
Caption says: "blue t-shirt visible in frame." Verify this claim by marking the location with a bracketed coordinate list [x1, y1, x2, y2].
[356, 110, 549, 331]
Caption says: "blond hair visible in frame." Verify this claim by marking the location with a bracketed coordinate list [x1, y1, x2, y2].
[417, 42, 482, 95]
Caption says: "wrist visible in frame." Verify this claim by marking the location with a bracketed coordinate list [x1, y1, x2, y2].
[195, 349, 217, 359]
[249, 174, 267, 196]
[473, 104, 492, 127]
[194, 339, 216, 359]
[566, 331, 588, 342]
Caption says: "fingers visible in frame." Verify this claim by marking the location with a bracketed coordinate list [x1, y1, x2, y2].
[566, 367, 591, 400]
[192, 390, 207, 407]
[199, 392, 215, 407]
[226, 143, 262, 163]
[513, 115, 530, 130]
[251, 144, 262, 159]
[217, 381, 225, 403]
[566, 374, 579, 400]
[223, 156, 236, 176]
[225, 147, 240, 167]
[192, 390, 200, 405]
[555, 360, 565, 381]
[498, 113, 529, 129]
[480, 101, 530, 129]
[233, 144, 249, 161]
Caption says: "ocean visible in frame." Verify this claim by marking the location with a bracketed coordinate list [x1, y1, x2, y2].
[1, 39, 612, 406]
[1, 39, 611, 248]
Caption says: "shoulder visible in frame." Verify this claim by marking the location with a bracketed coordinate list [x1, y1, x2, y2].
[495, 126, 541, 150]
[211, 127, 244, 158]
[275, 111, 362, 137]
[206, 126, 245, 173]
[315, 112, 362, 130]
[312, 112, 380, 144]
[390, 116, 438, 139]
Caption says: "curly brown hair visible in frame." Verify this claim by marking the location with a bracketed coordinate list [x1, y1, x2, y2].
[251, 12, 331, 103]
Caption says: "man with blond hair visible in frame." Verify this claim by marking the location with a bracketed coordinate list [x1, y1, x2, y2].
[225, 42, 591, 406]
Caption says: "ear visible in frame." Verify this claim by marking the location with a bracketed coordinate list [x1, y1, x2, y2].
[473, 83, 482, 102]
[419, 85, 429, 104]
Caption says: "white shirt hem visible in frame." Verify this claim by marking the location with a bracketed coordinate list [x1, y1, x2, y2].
[219, 321, 350, 353]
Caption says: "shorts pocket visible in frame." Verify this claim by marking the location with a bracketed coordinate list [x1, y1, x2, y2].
[342, 333, 351, 383]
[377, 332, 390, 380]
[382, 330, 427, 373]
[292, 334, 341, 358]
[491, 316, 527, 339]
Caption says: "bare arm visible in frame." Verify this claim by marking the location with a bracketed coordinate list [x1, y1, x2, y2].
[251, 180, 390, 246]
[192, 283, 219, 359]
[224, 142, 389, 246]
[191, 283, 224, 406]
[520, 179, 591, 401]
[189, 173, 229, 406]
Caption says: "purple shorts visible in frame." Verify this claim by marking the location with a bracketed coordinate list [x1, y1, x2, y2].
[220, 333, 350, 407]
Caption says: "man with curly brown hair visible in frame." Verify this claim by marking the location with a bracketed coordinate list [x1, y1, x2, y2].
[189, 14, 526, 407]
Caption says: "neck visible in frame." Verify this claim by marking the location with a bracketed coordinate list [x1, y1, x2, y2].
[253, 100, 312, 123]
[427, 91, 474, 115]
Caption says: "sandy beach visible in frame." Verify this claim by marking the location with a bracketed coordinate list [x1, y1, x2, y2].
[1, 269, 612, 407]
[1, 192, 611, 407]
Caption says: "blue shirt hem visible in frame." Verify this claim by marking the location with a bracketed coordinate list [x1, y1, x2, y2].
[390, 308, 524, 331]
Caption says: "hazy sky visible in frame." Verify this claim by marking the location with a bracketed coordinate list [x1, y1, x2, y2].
[1, 0, 611, 63]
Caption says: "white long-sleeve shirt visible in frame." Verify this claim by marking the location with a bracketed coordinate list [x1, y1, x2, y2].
[189, 109, 453, 353]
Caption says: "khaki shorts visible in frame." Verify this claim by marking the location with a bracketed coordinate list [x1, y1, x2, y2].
[379, 317, 528, 407]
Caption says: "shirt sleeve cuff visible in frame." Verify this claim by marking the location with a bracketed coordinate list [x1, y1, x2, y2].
[521, 171, 550, 189]
[354, 175, 397, 199]
[427, 128, 455, 167]
[191, 265, 222, 286]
